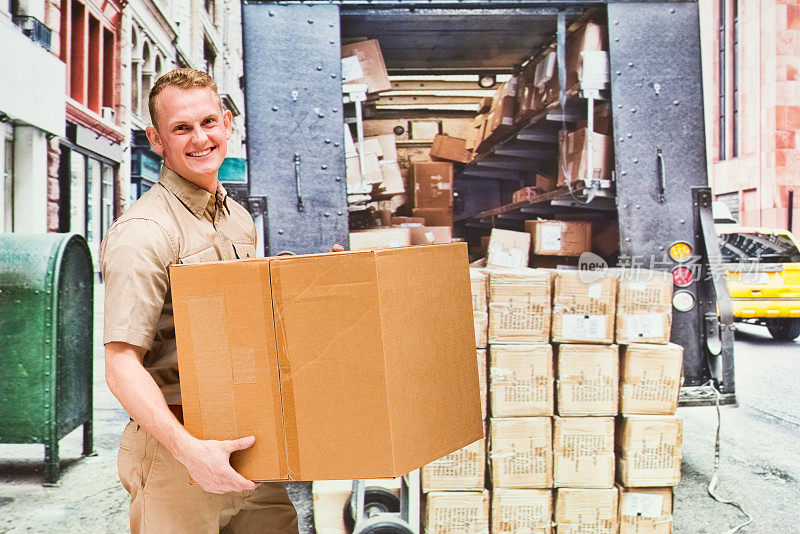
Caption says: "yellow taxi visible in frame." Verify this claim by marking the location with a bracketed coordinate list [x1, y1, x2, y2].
[717, 225, 800, 340]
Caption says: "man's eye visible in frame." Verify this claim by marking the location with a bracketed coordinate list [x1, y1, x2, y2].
[203, 118, 216, 126]
[174, 125, 187, 132]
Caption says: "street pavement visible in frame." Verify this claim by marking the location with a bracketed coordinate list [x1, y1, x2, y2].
[0, 286, 798, 533]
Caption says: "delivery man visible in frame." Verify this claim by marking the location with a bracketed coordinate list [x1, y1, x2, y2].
[101, 68, 302, 533]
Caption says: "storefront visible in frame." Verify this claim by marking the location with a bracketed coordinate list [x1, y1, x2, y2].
[58, 122, 124, 268]
[129, 129, 161, 202]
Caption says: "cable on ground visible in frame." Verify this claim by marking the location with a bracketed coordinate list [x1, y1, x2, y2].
[703, 380, 753, 534]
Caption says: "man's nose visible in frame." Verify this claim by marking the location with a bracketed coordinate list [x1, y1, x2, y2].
[191, 126, 210, 145]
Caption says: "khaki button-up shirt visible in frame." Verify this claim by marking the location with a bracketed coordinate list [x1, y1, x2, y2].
[100, 166, 257, 404]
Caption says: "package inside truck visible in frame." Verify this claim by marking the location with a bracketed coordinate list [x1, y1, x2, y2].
[239, 2, 737, 533]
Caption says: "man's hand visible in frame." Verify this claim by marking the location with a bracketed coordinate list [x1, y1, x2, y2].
[105, 342, 258, 494]
[175, 436, 259, 494]
[330, 243, 345, 252]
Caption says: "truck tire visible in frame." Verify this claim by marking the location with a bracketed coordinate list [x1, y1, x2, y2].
[766, 318, 800, 341]
[343, 487, 401, 533]
[354, 516, 414, 534]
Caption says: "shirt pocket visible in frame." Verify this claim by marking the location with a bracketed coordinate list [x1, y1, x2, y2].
[179, 244, 219, 264]
[233, 242, 257, 259]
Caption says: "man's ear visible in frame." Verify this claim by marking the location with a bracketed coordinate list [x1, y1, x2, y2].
[223, 109, 233, 140]
[145, 126, 164, 155]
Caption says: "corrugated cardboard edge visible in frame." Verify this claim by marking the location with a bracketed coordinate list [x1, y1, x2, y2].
[267, 259, 298, 481]
[373, 249, 399, 477]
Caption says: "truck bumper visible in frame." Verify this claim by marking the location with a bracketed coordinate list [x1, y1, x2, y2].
[732, 299, 800, 319]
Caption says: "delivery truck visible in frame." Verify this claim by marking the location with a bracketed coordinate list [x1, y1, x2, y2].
[232, 0, 735, 407]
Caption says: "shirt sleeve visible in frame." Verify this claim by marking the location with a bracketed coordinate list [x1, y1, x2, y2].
[100, 218, 177, 350]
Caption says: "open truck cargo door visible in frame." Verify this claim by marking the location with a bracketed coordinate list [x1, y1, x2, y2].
[240, 0, 735, 406]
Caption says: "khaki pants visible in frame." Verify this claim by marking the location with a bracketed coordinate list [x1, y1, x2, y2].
[118, 421, 298, 534]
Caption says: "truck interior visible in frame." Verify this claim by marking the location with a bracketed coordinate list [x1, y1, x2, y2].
[340, 6, 614, 260]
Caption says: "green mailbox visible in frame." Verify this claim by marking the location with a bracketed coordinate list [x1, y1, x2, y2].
[0, 233, 94, 483]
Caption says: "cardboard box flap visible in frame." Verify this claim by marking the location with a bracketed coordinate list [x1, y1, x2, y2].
[269, 252, 394, 481]
[171, 259, 288, 481]
[374, 244, 484, 476]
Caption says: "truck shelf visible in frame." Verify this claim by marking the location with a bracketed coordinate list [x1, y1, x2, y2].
[456, 179, 616, 226]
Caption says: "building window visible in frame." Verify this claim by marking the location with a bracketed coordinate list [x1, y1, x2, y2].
[204, 0, 215, 25]
[62, 146, 117, 265]
[718, 0, 740, 161]
[204, 38, 216, 79]
[69, 0, 86, 102]
[61, 0, 117, 117]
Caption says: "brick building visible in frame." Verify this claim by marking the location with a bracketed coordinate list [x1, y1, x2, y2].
[701, 0, 800, 228]
[1, 0, 246, 273]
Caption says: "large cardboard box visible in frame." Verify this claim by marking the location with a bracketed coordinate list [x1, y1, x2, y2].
[422, 438, 486, 492]
[312, 478, 400, 534]
[620, 343, 683, 415]
[615, 269, 673, 345]
[477, 348, 488, 420]
[616, 416, 683, 487]
[170, 243, 483, 481]
[556, 344, 619, 417]
[535, 21, 608, 111]
[466, 114, 488, 152]
[488, 268, 553, 344]
[379, 161, 405, 195]
[526, 220, 593, 257]
[470, 268, 488, 312]
[492, 489, 553, 534]
[617, 486, 673, 534]
[431, 134, 473, 163]
[413, 162, 454, 209]
[490, 344, 554, 417]
[425, 491, 490, 534]
[592, 220, 620, 259]
[486, 229, 531, 269]
[349, 228, 411, 250]
[555, 488, 619, 534]
[372, 134, 398, 162]
[479, 98, 517, 152]
[409, 226, 453, 245]
[412, 207, 453, 227]
[341, 39, 391, 94]
[489, 417, 553, 489]
[346, 153, 382, 186]
[551, 271, 617, 344]
[558, 128, 613, 187]
[553, 417, 615, 488]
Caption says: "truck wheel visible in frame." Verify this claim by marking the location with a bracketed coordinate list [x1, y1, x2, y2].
[343, 487, 401, 533]
[353, 516, 414, 534]
[766, 318, 800, 340]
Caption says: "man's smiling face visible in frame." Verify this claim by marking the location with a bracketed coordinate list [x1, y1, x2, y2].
[145, 85, 232, 191]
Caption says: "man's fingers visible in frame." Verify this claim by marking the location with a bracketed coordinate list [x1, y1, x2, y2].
[330, 243, 344, 252]
[225, 435, 256, 453]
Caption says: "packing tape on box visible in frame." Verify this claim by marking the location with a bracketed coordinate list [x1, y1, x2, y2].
[268, 263, 302, 481]
[187, 295, 241, 439]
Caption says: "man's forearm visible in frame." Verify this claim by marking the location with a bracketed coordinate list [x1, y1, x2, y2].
[104, 342, 195, 462]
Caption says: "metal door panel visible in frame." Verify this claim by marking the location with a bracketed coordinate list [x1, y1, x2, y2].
[242, 2, 348, 254]
[608, 1, 724, 389]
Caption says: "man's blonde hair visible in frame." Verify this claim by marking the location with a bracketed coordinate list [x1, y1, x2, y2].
[148, 68, 222, 128]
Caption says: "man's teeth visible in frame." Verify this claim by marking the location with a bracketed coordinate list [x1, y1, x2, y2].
[188, 148, 213, 157]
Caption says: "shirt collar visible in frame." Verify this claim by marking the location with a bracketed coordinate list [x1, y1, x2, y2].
[158, 166, 222, 219]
